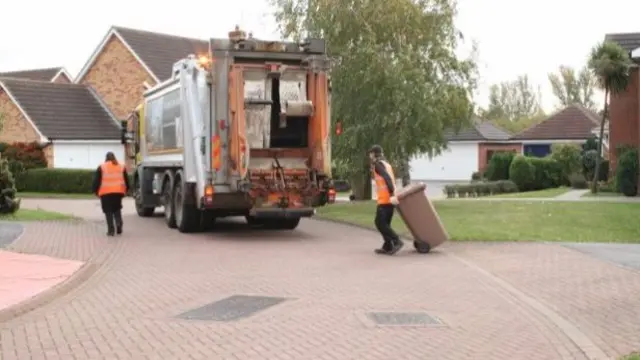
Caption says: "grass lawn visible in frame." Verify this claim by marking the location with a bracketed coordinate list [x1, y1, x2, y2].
[18, 192, 94, 199]
[620, 353, 640, 360]
[489, 187, 570, 199]
[0, 208, 75, 221]
[317, 200, 640, 242]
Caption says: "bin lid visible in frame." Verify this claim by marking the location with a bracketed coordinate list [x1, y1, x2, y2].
[396, 183, 427, 200]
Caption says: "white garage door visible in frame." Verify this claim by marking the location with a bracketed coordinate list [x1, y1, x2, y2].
[53, 142, 126, 170]
[409, 142, 479, 181]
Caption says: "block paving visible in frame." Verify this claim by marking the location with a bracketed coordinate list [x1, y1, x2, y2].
[0, 198, 638, 359]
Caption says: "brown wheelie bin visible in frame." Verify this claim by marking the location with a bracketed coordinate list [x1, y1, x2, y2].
[395, 183, 449, 253]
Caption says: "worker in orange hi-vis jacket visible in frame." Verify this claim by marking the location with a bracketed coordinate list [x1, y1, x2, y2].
[368, 145, 403, 255]
[92, 152, 130, 236]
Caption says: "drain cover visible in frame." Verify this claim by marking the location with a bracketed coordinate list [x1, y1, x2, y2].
[176, 295, 288, 322]
[366, 312, 443, 326]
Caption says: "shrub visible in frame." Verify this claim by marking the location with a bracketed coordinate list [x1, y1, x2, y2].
[615, 148, 639, 197]
[442, 180, 518, 198]
[582, 136, 598, 152]
[582, 150, 610, 182]
[471, 171, 483, 181]
[2, 142, 47, 170]
[509, 155, 536, 191]
[569, 173, 588, 189]
[485, 151, 515, 181]
[18, 169, 94, 194]
[0, 155, 20, 214]
[444, 185, 457, 198]
[582, 149, 598, 179]
[529, 157, 562, 190]
[550, 144, 582, 184]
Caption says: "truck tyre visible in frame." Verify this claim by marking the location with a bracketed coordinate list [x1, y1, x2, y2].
[413, 241, 431, 254]
[134, 177, 155, 217]
[163, 176, 177, 228]
[173, 174, 201, 233]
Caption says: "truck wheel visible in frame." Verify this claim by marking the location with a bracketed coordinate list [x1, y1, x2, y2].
[413, 241, 431, 254]
[134, 177, 155, 217]
[173, 176, 201, 233]
[163, 178, 176, 228]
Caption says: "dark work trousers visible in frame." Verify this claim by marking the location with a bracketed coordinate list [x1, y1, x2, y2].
[374, 204, 400, 250]
[100, 194, 124, 234]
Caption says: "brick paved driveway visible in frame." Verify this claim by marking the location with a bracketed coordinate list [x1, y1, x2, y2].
[1, 199, 639, 359]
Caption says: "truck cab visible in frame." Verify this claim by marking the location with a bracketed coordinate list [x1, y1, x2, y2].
[123, 27, 336, 233]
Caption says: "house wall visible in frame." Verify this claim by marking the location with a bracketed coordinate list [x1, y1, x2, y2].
[608, 67, 639, 171]
[0, 90, 43, 144]
[0, 90, 53, 167]
[79, 35, 156, 120]
[478, 143, 522, 172]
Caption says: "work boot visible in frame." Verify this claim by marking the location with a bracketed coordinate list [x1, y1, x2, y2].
[115, 211, 123, 235]
[105, 212, 116, 236]
[387, 240, 404, 255]
[374, 242, 393, 255]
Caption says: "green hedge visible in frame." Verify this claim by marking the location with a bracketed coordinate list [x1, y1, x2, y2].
[615, 148, 639, 197]
[485, 151, 515, 181]
[443, 180, 518, 198]
[508, 155, 562, 192]
[17, 169, 95, 193]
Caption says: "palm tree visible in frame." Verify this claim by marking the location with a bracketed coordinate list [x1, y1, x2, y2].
[587, 41, 633, 194]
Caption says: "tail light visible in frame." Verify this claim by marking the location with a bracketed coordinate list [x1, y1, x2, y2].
[204, 184, 214, 205]
[327, 188, 336, 204]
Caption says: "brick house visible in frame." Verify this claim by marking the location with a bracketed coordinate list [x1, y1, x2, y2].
[0, 26, 208, 169]
[409, 120, 517, 181]
[0, 78, 122, 168]
[603, 33, 640, 171]
[511, 105, 603, 157]
[74, 26, 208, 120]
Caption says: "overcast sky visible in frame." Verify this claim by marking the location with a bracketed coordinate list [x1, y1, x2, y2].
[1, 0, 638, 113]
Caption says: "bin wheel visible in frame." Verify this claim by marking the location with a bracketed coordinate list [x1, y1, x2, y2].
[413, 241, 431, 254]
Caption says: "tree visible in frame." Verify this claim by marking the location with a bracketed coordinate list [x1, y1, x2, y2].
[270, 0, 477, 198]
[548, 65, 597, 110]
[480, 75, 543, 122]
[587, 41, 632, 193]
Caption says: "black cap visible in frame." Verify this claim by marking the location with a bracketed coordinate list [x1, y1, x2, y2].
[368, 144, 383, 156]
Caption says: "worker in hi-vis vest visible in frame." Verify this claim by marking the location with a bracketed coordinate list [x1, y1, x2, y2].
[368, 145, 403, 255]
[92, 152, 130, 236]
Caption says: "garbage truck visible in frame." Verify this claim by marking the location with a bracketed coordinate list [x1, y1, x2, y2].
[121, 27, 336, 233]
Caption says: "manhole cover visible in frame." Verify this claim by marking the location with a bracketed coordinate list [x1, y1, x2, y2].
[0, 222, 23, 248]
[366, 312, 443, 326]
[176, 295, 288, 322]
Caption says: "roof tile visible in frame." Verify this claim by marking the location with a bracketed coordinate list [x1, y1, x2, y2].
[512, 105, 599, 140]
[0, 67, 62, 82]
[445, 119, 511, 141]
[605, 33, 640, 52]
[114, 26, 209, 80]
[0, 78, 121, 140]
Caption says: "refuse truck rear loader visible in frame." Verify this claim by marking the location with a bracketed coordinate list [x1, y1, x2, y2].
[121, 27, 336, 233]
